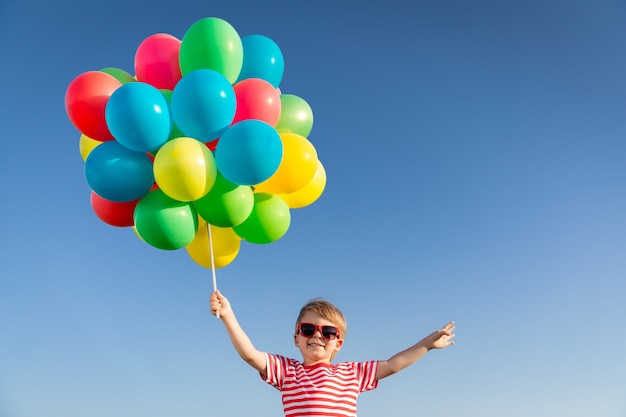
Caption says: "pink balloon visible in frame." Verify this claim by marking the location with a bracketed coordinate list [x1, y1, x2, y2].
[232, 78, 281, 126]
[134, 33, 183, 90]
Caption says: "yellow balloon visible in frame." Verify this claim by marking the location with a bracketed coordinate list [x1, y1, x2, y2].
[132, 225, 145, 242]
[278, 160, 326, 209]
[254, 132, 318, 194]
[186, 218, 241, 269]
[189, 249, 238, 269]
[153, 137, 217, 202]
[79, 134, 103, 161]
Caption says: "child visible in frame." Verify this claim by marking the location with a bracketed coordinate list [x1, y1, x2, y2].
[209, 290, 455, 417]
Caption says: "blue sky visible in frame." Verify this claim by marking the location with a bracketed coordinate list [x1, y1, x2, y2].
[1, 1, 626, 416]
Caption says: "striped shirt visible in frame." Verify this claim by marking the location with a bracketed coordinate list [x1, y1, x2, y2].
[261, 353, 379, 417]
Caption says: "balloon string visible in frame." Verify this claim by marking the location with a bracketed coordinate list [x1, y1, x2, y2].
[207, 222, 219, 319]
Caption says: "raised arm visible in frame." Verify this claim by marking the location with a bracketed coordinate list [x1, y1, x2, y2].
[210, 290, 267, 375]
[375, 321, 455, 381]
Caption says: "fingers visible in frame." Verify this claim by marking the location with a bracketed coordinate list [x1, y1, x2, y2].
[437, 321, 455, 348]
[445, 322, 455, 345]
[209, 291, 222, 317]
[209, 291, 222, 304]
[212, 289, 226, 302]
[442, 321, 455, 334]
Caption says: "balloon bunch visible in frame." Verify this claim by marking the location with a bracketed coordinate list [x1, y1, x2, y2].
[65, 17, 326, 269]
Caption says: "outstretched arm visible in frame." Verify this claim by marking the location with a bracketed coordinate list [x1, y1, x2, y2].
[375, 321, 455, 381]
[210, 290, 267, 375]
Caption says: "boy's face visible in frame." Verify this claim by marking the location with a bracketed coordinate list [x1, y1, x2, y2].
[294, 311, 343, 365]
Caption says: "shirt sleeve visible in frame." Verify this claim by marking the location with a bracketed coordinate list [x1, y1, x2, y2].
[354, 360, 379, 392]
[260, 352, 287, 390]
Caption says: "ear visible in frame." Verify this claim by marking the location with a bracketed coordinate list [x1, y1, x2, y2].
[334, 338, 344, 352]
[294, 334, 299, 347]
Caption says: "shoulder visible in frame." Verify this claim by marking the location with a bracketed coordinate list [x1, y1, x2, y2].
[266, 353, 301, 368]
[334, 360, 377, 368]
[335, 360, 379, 375]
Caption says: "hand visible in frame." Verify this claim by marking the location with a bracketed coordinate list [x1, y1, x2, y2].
[428, 321, 455, 350]
[209, 290, 232, 319]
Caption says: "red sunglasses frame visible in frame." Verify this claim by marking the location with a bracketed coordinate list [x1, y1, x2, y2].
[297, 322, 340, 340]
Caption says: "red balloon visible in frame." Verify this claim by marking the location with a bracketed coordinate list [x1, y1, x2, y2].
[90, 191, 139, 227]
[206, 138, 219, 151]
[65, 71, 122, 141]
[134, 33, 183, 90]
[232, 78, 281, 126]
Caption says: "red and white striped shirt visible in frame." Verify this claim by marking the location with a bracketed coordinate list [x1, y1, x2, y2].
[261, 353, 379, 417]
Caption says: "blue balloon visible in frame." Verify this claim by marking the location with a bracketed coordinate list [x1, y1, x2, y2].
[84, 141, 154, 202]
[237, 35, 284, 88]
[171, 69, 236, 141]
[159, 89, 185, 139]
[215, 120, 283, 186]
[105, 82, 172, 152]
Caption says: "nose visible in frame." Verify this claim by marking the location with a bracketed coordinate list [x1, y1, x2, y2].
[307, 326, 325, 339]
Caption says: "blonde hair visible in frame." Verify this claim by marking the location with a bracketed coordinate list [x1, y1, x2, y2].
[295, 298, 347, 339]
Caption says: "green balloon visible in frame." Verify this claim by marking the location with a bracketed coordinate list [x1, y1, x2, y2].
[100, 67, 136, 84]
[194, 173, 254, 227]
[134, 189, 198, 250]
[233, 193, 290, 244]
[275, 94, 314, 137]
[179, 17, 243, 83]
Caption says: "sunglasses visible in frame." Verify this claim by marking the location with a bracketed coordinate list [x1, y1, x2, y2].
[298, 323, 340, 340]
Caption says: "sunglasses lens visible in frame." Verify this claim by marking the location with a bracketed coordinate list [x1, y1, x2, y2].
[299, 324, 316, 337]
[299, 323, 339, 340]
[322, 326, 338, 340]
